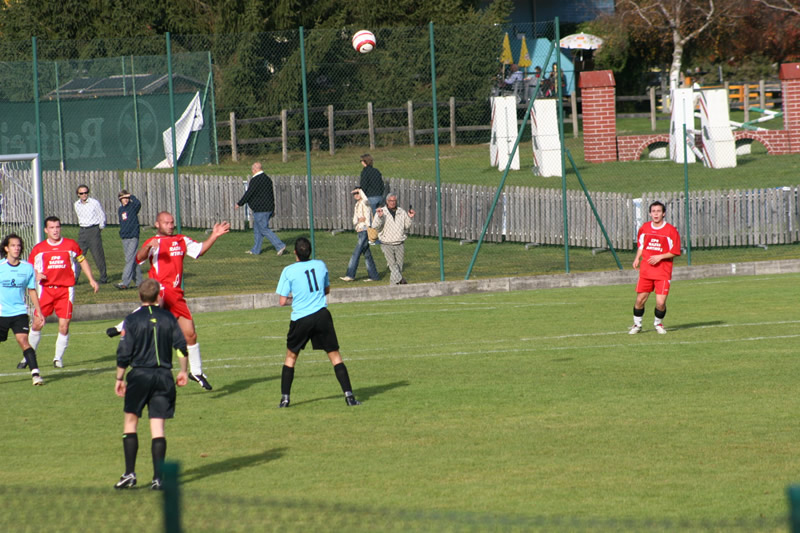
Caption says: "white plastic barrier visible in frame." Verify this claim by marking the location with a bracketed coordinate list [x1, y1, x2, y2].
[697, 88, 737, 169]
[489, 96, 520, 171]
[530, 99, 561, 177]
[669, 88, 696, 164]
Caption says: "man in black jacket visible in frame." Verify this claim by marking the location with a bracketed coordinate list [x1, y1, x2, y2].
[359, 154, 385, 215]
[113, 278, 189, 491]
[236, 161, 286, 256]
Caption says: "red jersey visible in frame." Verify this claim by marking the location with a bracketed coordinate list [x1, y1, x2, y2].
[141, 234, 203, 290]
[637, 221, 681, 280]
[29, 238, 84, 287]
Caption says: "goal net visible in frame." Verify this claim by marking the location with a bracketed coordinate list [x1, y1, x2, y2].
[0, 153, 44, 265]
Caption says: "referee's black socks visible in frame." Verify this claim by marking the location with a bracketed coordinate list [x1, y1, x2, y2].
[281, 365, 295, 395]
[152, 437, 166, 481]
[334, 362, 353, 394]
[122, 433, 138, 475]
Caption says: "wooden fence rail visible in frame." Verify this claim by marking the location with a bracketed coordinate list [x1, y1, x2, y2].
[26, 171, 800, 251]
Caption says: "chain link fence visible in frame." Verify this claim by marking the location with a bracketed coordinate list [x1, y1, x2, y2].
[0, 22, 798, 303]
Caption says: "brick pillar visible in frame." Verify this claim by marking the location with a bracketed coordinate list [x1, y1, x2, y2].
[780, 63, 800, 153]
[579, 71, 618, 163]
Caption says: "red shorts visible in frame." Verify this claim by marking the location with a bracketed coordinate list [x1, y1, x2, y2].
[36, 286, 74, 320]
[159, 287, 193, 321]
[636, 278, 671, 296]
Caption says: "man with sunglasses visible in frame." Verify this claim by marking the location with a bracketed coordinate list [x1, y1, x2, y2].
[74, 184, 108, 284]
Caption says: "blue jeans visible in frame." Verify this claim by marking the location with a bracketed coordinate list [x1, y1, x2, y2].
[346, 230, 379, 280]
[251, 211, 285, 254]
[367, 196, 383, 215]
[120, 237, 143, 287]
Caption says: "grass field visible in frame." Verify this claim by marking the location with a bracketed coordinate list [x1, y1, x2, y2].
[56, 224, 800, 305]
[2, 273, 797, 531]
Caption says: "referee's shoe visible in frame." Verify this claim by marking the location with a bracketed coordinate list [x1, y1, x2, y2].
[189, 373, 213, 390]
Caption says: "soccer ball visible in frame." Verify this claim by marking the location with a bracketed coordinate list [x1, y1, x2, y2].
[352, 30, 376, 54]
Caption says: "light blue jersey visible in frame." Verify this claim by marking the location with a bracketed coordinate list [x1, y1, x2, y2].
[0, 259, 36, 317]
[276, 259, 330, 321]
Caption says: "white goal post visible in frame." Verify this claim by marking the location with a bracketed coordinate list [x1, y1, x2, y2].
[0, 153, 44, 252]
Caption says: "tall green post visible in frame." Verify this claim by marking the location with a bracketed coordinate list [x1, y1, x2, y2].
[32, 37, 44, 242]
[131, 55, 143, 169]
[429, 22, 445, 281]
[682, 123, 692, 265]
[166, 32, 183, 233]
[207, 52, 220, 165]
[299, 27, 315, 256]
[162, 461, 181, 533]
[555, 18, 569, 273]
[54, 62, 66, 171]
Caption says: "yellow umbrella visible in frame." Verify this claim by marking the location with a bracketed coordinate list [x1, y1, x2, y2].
[500, 32, 513, 65]
[518, 35, 531, 68]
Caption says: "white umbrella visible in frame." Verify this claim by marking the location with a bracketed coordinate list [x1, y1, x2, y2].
[559, 32, 603, 50]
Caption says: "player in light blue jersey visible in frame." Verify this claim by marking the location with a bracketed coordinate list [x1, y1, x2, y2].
[0, 234, 45, 385]
[275, 237, 360, 408]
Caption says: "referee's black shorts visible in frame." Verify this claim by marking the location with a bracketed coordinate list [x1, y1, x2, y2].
[0, 314, 29, 343]
[124, 367, 177, 419]
[286, 307, 340, 354]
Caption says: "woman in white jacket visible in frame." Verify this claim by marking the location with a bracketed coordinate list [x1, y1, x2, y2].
[340, 188, 380, 282]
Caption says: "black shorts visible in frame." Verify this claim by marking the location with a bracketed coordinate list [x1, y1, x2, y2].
[0, 314, 29, 343]
[286, 307, 340, 354]
[124, 367, 177, 419]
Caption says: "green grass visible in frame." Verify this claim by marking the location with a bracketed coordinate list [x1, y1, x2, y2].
[1, 273, 796, 530]
[59, 224, 800, 305]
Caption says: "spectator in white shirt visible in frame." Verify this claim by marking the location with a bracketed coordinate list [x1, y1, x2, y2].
[74, 184, 108, 284]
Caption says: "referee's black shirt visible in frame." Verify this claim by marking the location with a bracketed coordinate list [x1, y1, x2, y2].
[116, 305, 187, 370]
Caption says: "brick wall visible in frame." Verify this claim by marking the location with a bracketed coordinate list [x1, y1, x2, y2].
[579, 71, 618, 163]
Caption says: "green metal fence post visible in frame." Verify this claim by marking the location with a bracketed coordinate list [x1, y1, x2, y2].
[429, 22, 445, 281]
[555, 18, 570, 274]
[162, 461, 181, 533]
[207, 51, 220, 165]
[166, 32, 183, 233]
[682, 123, 692, 265]
[54, 62, 66, 171]
[299, 26, 315, 257]
[131, 55, 142, 170]
[32, 37, 44, 242]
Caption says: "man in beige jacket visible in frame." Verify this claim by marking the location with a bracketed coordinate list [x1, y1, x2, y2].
[371, 193, 415, 285]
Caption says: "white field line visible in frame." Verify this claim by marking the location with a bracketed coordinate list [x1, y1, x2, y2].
[2, 323, 797, 379]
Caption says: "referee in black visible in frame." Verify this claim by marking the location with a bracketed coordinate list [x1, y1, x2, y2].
[113, 278, 189, 490]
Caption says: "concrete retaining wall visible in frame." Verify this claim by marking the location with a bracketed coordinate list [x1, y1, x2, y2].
[70, 259, 800, 322]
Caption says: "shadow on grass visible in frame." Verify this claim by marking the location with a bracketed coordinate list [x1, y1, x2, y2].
[670, 321, 726, 330]
[290, 379, 410, 407]
[210, 376, 277, 399]
[181, 448, 287, 484]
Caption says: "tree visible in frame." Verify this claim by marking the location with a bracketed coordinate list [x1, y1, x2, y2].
[616, 0, 725, 92]
[754, 0, 800, 15]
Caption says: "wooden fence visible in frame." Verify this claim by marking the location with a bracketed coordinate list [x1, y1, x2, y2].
[218, 81, 783, 159]
[30, 170, 800, 250]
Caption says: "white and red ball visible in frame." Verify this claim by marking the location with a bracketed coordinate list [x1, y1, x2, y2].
[352, 30, 376, 54]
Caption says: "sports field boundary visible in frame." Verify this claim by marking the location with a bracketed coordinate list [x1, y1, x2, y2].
[68, 258, 800, 322]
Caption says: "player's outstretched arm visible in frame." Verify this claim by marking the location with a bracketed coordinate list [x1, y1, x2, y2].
[198, 221, 231, 257]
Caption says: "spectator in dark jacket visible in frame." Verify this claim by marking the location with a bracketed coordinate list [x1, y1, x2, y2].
[117, 190, 142, 290]
[359, 154, 385, 215]
[236, 162, 286, 256]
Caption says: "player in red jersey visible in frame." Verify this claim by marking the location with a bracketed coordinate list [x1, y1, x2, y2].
[629, 201, 681, 335]
[135, 211, 230, 390]
[24, 216, 99, 368]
